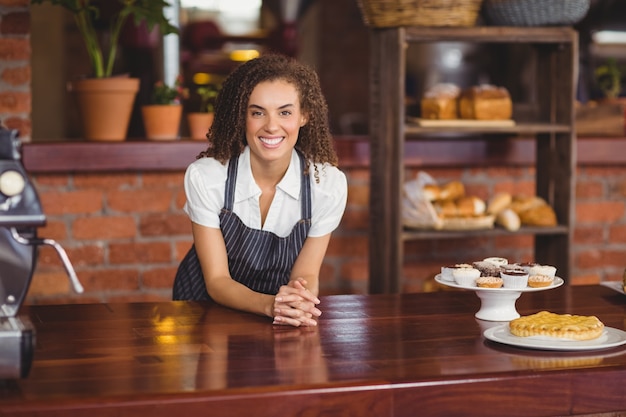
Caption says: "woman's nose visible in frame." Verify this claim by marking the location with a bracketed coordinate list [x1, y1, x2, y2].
[264, 114, 279, 131]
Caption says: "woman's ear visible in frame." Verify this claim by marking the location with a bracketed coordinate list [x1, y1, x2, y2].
[300, 113, 309, 127]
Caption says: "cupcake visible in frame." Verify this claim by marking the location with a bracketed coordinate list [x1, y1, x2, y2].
[500, 268, 529, 289]
[483, 257, 508, 267]
[528, 264, 557, 278]
[476, 276, 503, 288]
[441, 263, 472, 282]
[528, 274, 554, 288]
[517, 262, 539, 274]
[473, 261, 503, 277]
[452, 266, 481, 287]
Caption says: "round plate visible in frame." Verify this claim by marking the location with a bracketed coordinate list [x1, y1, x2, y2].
[484, 325, 626, 351]
[435, 274, 564, 292]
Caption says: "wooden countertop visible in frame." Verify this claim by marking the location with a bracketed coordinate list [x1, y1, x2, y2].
[2, 285, 626, 416]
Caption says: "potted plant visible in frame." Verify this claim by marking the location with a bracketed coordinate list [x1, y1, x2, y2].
[142, 76, 188, 140]
[30, 0, 178, 141]
[187, 84, 220, 140]
[595, 58, 623, 101]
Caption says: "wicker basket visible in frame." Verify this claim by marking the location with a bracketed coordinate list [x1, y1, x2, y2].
[482, 0, 590, 26]
[357, 0, 484, 28]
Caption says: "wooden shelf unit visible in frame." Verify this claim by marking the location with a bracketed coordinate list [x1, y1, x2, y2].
[368, 26, 577, 294]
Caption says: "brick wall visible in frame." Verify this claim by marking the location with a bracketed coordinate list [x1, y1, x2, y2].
[25, 163, 626, 304]
[0, 0, 31, 139]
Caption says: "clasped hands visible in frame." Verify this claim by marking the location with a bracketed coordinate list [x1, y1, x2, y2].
[272, 277, 321, 327]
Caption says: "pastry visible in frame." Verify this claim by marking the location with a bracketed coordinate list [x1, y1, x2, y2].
[528, 264, 557, 278]
[500, 268, 529, 289]
[456, 196, 486, 217]
[483, 257, 508, 267]
[509, 311, 605, 341]
[438, 180, 465, 201]
[528, 274, 554, 288]
[459, 84, 512, 120]
[421, 83, 460, 120]
[472, 261, 502, 277]
[487, 192, 512, 215]
[496, 208, 521, 231]
[519, 204, 558, 227]
[452, 266, 480, 287]
[516, 262, 539, 274]
[476, 276, 503, 288]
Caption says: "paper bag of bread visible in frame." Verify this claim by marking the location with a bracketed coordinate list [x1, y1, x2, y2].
[404, 171, 494, 230]
[402, 171, 442, 229]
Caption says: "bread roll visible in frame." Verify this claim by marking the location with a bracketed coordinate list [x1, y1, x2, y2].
[509, 195, 546, 215]
[496, 208, 521, 231]
[459, 85, 512, 120]
[438, 180, 465, 201]
[456, 196, 486, 217]
[519, 204, 557, 227]
[487, 192, 512, 215]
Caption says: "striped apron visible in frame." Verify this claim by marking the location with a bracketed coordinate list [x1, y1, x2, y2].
[172, 152, 312, 301]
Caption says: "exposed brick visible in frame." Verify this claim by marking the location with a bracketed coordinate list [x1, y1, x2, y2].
[569, 273, 601, 286]
[576, 201, 625, 224]
[612, 178, 626, 198]
[574, 226, 605, 245]
[28, 271, 70, 296]
[139, 212, 190, 237]
[142, 267, 178, 289]
[575, 249, 624, 269]
[143, 171, 185, 187]
[0, 0, 29, 6]
[32, 174, 70, 188]
[3, 116, 30, 136]
[72, 216, 136, 240]
[346, 183, 368, 207]
[175, 188, 187, 209]
[79, 269, 140, 292]
[576, 179, 604, 200]
[66, 245, 105, 267]
[609, 224, 626, 244]
[0, 38, 30, 59]
[0, 12, 29, 35]
[73, 173, 138, 189]
[40, 189, 104, 214]
[39, 219, 68, 240]
[175, 240, 193, 261]
[326, 235, 367, 258]
[109, 242, 172, 264]
[107, 189, 173, 213]
[339, 208, 368, 230]
[0, 91, 30, 112]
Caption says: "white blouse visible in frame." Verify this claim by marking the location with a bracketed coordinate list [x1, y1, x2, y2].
[184, 147, 348, 238]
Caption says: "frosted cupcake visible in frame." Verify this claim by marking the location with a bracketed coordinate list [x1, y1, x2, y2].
[452, 266, 481, 287]
[441, 263, 472, 282]
[528, 264, 557, 278]
[500, 269, 529, 289]
[483, 257, 508, 267]
[516, 262, 539, 274]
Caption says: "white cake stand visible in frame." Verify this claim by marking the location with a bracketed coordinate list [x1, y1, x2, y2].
[435, 275, 564, 322]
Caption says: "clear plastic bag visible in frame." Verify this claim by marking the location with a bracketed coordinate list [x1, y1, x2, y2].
[402, 171, 442, 229]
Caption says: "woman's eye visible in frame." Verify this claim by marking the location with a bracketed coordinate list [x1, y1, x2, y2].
[251, 110, 263, 117]
[280, 110, 292, 116]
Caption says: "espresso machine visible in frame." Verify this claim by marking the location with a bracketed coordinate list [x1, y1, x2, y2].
[0, 127, 84, 379]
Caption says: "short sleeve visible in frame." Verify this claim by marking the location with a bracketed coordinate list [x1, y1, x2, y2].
[308, 164, 348, 237]
[183, 158, 228, 229]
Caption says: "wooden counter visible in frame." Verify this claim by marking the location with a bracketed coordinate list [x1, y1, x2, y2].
[2, 285, 626, 416]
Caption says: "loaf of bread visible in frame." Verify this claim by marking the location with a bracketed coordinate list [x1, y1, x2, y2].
[421, 83, 460, 120]
[459, 85, 512, 120]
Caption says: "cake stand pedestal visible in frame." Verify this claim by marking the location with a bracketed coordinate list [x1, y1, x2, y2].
[435, 275, 564, 322]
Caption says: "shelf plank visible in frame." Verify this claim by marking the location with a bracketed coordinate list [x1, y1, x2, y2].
[402, 225, 569, 241]
[405, 122, 572, 136]
[403, 26, 576, 43]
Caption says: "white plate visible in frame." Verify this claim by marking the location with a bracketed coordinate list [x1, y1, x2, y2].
[435, 274, 564, 292]
[601, 281, 625, 295]
[484, 324, 626, 351]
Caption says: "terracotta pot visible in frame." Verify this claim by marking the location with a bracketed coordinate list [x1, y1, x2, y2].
[187, 112, 214, 140]
[141, 104, 183, 140]
[68, 77, 140, 141]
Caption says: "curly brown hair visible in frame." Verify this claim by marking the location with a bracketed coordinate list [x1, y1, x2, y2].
[197, 54, 338, 170]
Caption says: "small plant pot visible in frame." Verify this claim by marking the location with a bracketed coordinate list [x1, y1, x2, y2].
[141, 104, 182, 140]
[187, 112, 214, 140]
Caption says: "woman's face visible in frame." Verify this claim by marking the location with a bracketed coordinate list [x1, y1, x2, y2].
[246, 79, 307, 166]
